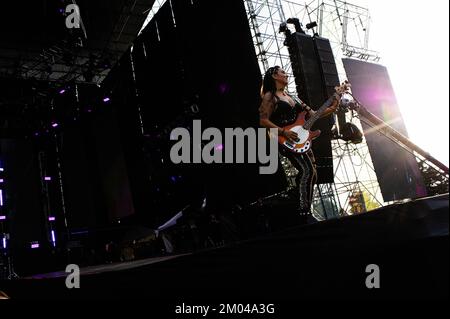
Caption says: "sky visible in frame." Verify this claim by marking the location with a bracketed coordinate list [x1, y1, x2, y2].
[351, 0, 449, 166]
[142, 0, 449, 166]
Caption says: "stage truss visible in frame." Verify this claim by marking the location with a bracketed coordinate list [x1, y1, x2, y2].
[141, 0, 448, 218]
[245, 0, 385, 217]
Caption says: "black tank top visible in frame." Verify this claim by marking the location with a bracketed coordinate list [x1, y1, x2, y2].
[269, 95, 305, 127]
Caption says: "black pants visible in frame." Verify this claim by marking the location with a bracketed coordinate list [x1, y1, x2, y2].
[281, 149, 318, 215]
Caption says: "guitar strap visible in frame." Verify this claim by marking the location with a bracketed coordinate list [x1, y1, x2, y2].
[290, 95, 311, 111]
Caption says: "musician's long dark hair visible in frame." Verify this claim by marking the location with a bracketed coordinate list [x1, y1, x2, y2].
[261, 66, 281, 97]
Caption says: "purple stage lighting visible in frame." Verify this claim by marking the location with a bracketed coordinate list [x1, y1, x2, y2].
[2, 237, 6, 249]
[52, 123, 59, 128]
[0, 216, 6, 221]
[103, 97, 111, 103]
[59, 89, 66, 94]
[31, 242, 40, 249]
[0, 189, 3, 206]
[0, 179, 3, 183]
[51, 231, 56, 246]
[45, 177, 52, 181]
[219, 83, 232, 95]
[49, 216, 56, 221]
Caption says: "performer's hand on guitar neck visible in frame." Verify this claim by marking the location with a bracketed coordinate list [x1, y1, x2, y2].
[324, 81, 350, 115]
[328, 97, 340, 113]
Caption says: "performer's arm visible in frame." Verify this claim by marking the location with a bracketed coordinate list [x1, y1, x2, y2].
[292, 96, 317, 118]
[259, 93, 284, 136]
[259, 93, 297, 141]
[319, 98, 339, 118]
[299, 96, 339, 118]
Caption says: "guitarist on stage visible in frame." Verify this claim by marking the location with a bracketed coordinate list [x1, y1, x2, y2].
[259, 66, 340, 220]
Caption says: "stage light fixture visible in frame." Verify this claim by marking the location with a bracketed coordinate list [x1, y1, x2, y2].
[215, 144, 224, 152]
[51, 231, 56, 247]
[30, 241, 40, 249]
[279, 22, 291, 36]
[341, 123, 363, 144]
[287, 18, 305, 34]
[306, 22, 318, 30]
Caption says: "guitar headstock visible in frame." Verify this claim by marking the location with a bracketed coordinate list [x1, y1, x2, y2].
[335, 80, 351, 96]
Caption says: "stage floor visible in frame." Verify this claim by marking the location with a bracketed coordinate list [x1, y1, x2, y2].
[27, 254, 192, 280]
[1, 194, 448, 300]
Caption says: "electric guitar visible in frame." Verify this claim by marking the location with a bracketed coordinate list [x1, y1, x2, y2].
[279, 81, 351, 153]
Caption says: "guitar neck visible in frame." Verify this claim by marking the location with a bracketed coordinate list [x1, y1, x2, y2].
[303, 94, 337, 130]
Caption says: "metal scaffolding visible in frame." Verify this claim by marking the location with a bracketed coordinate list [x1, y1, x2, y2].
[142, 0, 448, 217]
[142, 0, 387, 216]
[245, 0, 296, 92]
[245, 0, 385, 217]
[140, 0, 169, 34]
